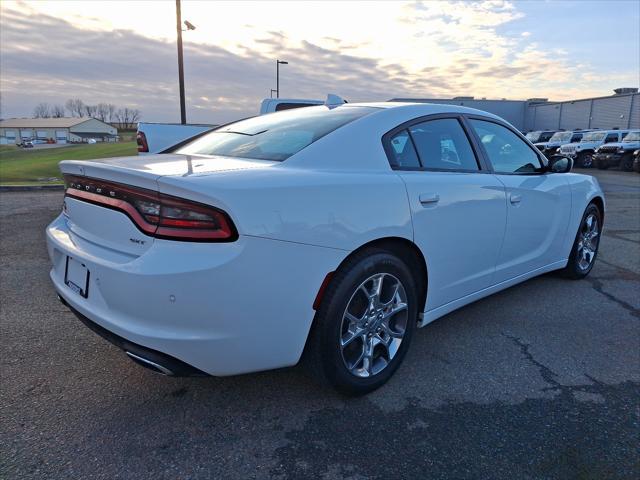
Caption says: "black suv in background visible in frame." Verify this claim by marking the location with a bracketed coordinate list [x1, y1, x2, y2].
[594, 130, 640, 171]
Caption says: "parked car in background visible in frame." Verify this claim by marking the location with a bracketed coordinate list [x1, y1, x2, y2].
[559, 129, 629, 167]
[593, 130, 640, 171]
[47, 102, 604, 394]
[18, 140, 34, 148]
[525, 130, 557, 144]
[136, 123, 217, 155]
[137, 97, 332, 155]
[534, 130, 591, 157]
[633, 149, 640, 173]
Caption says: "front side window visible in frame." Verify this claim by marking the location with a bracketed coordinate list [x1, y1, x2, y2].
[469, 119, 542, 174]
[408, 118, 479, 171]
[176, 106, 375, 161]
[570, 133, 583, 142]
[604, 133, 619, 143]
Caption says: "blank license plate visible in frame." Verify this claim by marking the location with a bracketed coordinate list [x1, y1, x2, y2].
[65, 256, 90, 298]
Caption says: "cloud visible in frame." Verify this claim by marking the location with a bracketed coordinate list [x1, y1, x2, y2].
[0, 1, 637, 123]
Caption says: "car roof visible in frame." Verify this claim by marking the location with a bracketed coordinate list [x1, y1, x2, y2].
[340, 101, 505, 121]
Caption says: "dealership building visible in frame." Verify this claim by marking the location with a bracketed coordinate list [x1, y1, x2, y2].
[0, 117, 118, 144]
[391, 88, 640, 132]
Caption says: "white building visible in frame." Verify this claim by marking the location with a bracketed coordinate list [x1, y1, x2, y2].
[0, 117, 118, 144]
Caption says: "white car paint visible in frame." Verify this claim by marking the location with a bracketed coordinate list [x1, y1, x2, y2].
[46, 102, 605, 377]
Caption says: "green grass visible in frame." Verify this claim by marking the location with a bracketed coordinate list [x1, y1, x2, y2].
[0, 142, 137, 184]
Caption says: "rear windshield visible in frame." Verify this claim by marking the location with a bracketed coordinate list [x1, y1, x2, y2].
[176, 106, 375, 161]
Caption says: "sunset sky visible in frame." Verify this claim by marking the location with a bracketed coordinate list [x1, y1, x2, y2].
[1, 0, 638, 123]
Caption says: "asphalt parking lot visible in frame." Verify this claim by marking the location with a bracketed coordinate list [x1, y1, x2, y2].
[1, 169, 639, 480]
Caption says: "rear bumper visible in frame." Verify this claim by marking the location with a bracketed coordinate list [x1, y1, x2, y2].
[58, 293, 207, 376]
[47, 213, 346, 376]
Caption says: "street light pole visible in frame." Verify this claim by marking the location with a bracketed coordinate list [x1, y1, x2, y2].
[176, 0, 186, 124]
[276, 60, 288, 98]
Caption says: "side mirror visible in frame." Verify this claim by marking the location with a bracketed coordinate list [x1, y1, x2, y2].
[547, 155, 573, 173]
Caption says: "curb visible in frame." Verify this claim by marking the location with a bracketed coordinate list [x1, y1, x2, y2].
[0, 184, 64, 192]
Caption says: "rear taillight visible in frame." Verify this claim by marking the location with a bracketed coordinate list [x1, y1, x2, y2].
[63, 175, 237, 242]
[136, 131, 149, 153]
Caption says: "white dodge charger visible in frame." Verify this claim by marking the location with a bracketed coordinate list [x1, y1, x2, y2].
[47, 102, 604, 394]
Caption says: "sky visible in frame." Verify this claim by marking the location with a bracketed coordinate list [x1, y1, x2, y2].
[1, 0, 638, 123]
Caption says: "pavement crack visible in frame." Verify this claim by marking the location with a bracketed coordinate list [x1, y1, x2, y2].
[502, 333, 561, 389]
[584, 276, 640, 319]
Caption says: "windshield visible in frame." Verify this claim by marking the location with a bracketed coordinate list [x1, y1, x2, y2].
[176, 106, 375, 161]
[622, 131, 640, 142]
[526, 131, 541, 142]
[549, 131, 572, 142]
[581, 132, 606, 142]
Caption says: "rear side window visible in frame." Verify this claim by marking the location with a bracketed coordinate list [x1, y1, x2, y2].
[469, 119, 542, 174]
[176, 106, 375, 161]
[409, 118, 479, 171]
[388, 130, 421, 168]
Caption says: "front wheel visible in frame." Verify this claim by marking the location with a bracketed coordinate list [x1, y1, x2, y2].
[560, 203, 602, 279]
[304, 249, 418, 395]
[620, 154, 634, 172]
[577, 152, 593, 168]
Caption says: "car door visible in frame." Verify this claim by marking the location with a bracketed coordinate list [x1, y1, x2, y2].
[466, 117, 572, 283]
[385, 116, 507, 311]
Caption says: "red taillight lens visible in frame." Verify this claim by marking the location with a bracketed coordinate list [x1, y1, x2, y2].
[63, 175, 237, 242]
[136, 131, 149, 153]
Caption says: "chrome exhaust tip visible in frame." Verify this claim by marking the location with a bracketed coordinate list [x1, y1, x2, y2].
[125, 351, 175, 376]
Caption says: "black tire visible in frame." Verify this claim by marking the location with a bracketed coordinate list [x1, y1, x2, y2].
[596, 158, 608, 170]
[304, 248, 419, 395]
[577, 152, 593, 168]
[560, 203, 602, 279]
[633, 158, 640, 173]
[620, 154, 634, 172]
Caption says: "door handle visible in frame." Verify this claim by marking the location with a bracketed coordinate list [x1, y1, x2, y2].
[509, 193, 522, 204]
[419, 193, 440, 205]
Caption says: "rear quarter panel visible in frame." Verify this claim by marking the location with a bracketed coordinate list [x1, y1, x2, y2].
[157, 166, 414, 251]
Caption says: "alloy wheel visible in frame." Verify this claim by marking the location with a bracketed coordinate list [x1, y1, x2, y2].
[577, 213, 599, 271]
[339, 273, 409, 378]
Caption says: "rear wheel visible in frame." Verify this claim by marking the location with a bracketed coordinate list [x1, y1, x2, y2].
[577, 152, 593, 168]
[305, 248, 418, 395]
[560, 203, 602, 279]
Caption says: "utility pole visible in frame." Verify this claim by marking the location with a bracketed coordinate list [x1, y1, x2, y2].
[276, 60, 288, 98]
[176, 0, 186, 124]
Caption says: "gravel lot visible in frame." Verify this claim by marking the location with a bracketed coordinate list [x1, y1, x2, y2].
[1, 169, 638, 480]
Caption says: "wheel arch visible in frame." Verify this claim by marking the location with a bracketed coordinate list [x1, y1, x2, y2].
[317, 236, 429, 318]
[590, 195, 605, 223]
[300, 236, 429, 367]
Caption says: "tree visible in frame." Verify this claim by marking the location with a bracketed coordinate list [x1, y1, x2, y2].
[33, 102, 51, 118]
[116, 107, 142, 129]
[84, 104, 97, 118]
[65, 98, 85, 117]
[106, 103, 116, 123]
[95, 103, 110, 122]
[51, 104, 65, 118]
